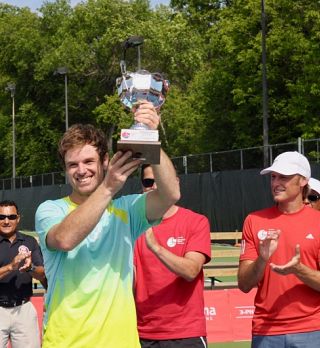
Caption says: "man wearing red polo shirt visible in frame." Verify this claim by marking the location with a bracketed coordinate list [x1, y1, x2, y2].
[238, 151, 320, 348]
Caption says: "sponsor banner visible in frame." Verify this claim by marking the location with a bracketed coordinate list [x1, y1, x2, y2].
[29, 289, 256, 344]
[204, 288, 256, 343]
[204, 290, 233, 342]
[228, 288, 255, 341]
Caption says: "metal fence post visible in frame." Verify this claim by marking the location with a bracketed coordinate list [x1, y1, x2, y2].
[269, 145, 273, 165]
[240, 149, 244, 170]
[183, 156, 188, 175]
[297, 137, 302, 154]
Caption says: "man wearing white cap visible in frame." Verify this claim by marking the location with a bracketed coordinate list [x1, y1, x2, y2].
[304, 177, 320, 211]
[238, 151, 320, 347]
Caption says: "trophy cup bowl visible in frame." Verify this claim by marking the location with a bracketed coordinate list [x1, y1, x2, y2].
[116, 69, 169, 164]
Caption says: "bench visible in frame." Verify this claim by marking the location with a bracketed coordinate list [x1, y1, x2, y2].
[32, 278, 46, 295]
[204, 231, 242, 290]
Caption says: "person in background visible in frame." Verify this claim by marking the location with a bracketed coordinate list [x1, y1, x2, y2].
[134, 164, 211, 348]
[238, 151, 320, 348]
[0, 200, 46, 348]
[304, 177, 320, 211]
[35, 101, 180, 348]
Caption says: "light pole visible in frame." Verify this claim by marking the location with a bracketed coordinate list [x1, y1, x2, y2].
[5, 82, 16, 185]
[56, 67, 69, 130]
[261, 0, 269, 167]
[120, 36, 144, 74]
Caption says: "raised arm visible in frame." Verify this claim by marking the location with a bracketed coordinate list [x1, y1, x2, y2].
[134, 101, 180, 221]
[46, 151, 142, 251]
[145, 150, 181, 221]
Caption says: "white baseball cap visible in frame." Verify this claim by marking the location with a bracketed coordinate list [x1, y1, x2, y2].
[309, 177, 320, 195]
[260, 151, 311, 179]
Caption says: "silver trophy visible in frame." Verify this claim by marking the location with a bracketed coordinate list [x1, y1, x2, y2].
[116, 36, 169, 164]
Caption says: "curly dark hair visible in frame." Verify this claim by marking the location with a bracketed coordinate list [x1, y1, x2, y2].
[58, 124, 109, 167]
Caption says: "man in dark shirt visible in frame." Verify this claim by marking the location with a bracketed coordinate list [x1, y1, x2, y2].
[0, 200, 46, 348]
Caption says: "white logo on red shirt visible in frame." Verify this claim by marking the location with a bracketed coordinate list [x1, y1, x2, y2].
[257, 229, 268, 241]
[167, 236, 186, 248]
[306, 233, 314, 240]
[167, 237, 176, 247]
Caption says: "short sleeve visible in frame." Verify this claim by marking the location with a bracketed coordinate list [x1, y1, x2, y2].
[118, 193, 161, 242]
[185, 213, 211, 264]
[239, 214, 258, 261]
[35, 200, 67, 251]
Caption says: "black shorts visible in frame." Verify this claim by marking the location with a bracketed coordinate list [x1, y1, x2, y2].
[140, 337, 207, 348]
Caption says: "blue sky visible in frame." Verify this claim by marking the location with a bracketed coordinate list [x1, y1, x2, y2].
[2, 0, 169, 11]
[3, 0, 80, 11]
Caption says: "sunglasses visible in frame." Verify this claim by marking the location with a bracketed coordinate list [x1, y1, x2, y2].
[0, 214, 18, 220]
[308, 194, 320, 202]
[142, 178, 155, 188]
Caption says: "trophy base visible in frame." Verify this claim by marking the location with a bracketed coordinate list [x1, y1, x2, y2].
[117, 140, 161, 164]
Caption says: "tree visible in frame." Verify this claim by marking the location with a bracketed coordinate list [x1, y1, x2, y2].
[0, 0, 320, 179]
[183, 0, 320, 152]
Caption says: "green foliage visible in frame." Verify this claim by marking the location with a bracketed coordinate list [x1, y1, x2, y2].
[15, 103, 61, 175]
[94, 93, 131, 153]
[0, 0, 319, 179]
[184, 0, 320, 150]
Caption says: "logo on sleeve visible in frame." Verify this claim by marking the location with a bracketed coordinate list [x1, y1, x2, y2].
[240, 240, 246, 255]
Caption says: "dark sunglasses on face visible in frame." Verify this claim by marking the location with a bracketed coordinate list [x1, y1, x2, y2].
[0, 214, 18, 220]
[142, 178, 155, 188]
[308, 194, 320, 202]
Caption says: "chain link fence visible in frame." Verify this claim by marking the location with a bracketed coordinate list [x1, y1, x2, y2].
[172, 138, 320, 174]
[0, 172, 66, 191]
[1, 137, 319, 189]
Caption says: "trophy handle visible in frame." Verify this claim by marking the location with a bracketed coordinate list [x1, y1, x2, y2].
[120, 60, 126, 75]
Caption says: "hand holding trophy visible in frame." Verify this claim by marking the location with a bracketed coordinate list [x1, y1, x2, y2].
[116, 36, 169, 164]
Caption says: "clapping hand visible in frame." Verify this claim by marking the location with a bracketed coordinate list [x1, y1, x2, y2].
[10, 251, 32, 272]
[270, 244, 301, 275]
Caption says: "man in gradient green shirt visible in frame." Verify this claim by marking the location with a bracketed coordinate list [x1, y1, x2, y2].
[35, 102, 180, 348]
